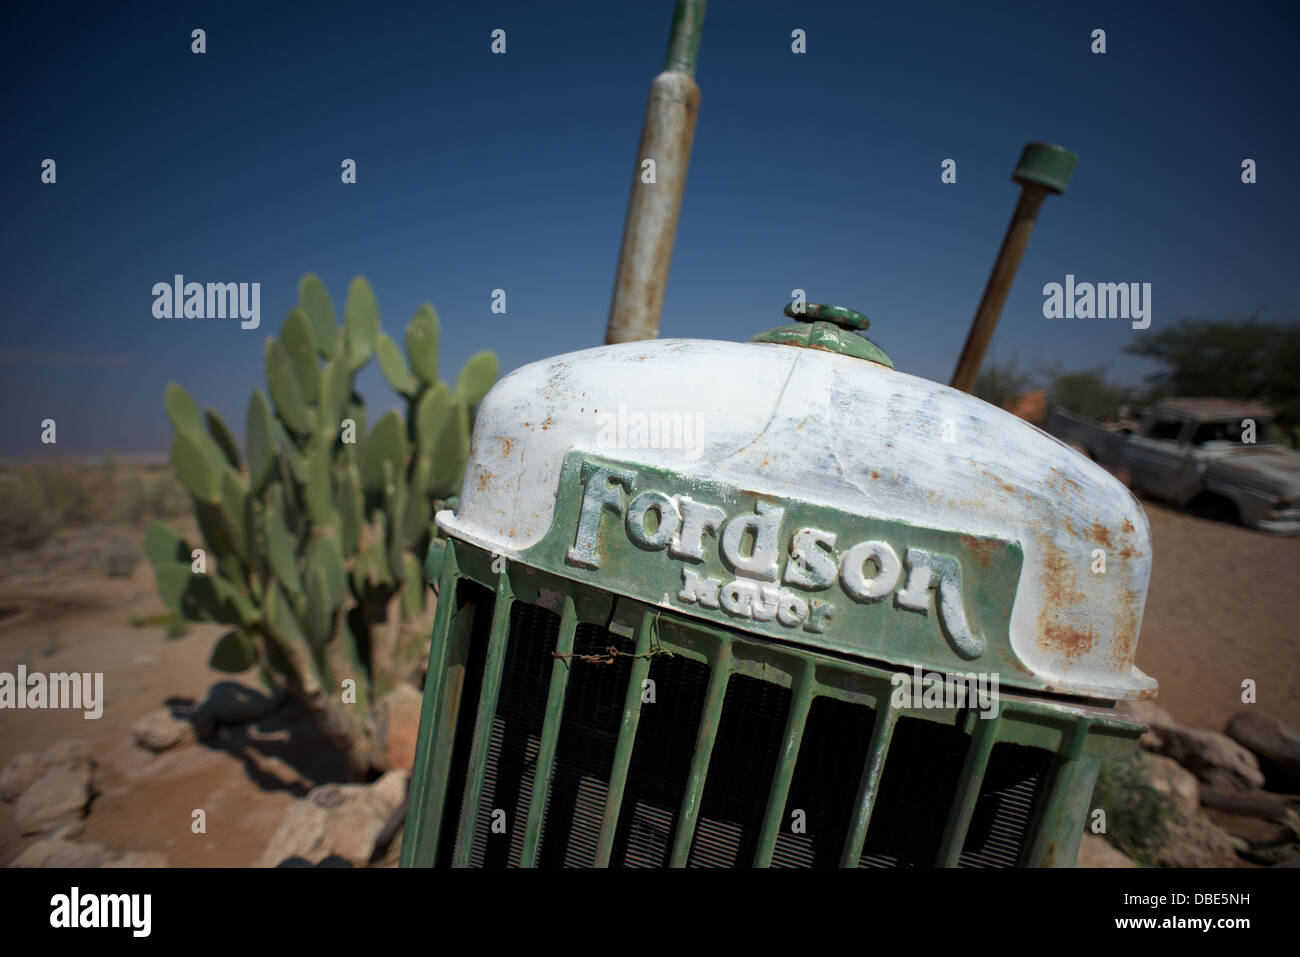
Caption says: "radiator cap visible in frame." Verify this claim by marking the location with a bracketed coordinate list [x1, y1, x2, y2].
[752, 303, 893, 368]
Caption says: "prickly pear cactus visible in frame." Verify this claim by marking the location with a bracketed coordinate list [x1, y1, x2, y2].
[147, 274, 498, 775]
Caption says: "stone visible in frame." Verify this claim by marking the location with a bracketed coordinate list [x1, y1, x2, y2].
[1147, 754, 1199, 818]
[258, 769, 409, 867]
[12, 836, 112, 868]
[1076, 833, 1138, 868]
[0, 740, 90, 802]
[1156, 811, 1242, 868]
[1225, 711, 1300, 787]
[12, 744, 93, 835]
[1117, 702, 1265, 791]
[49, 820, 85, 841]
[0, 753, 39, 802]
[11, 836, 168, 868]
[372, 685, 423, 772]
[104, 851, 170, 867]
[1156, 726, 1265, 792]
[131, 706, 205, 752]
[1144, 755, 1241, 867]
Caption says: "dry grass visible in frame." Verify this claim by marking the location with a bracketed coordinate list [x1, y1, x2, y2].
[0, 458, 190, 579]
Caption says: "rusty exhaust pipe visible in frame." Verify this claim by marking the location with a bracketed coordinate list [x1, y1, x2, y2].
[949, 143, 1077, 394]
[604, 0, 706, 345]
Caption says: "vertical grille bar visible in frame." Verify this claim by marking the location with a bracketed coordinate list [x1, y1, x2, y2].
[401, 542, 460, 868]
[451, 570, 514, 867]
[517, 587, 578, 867]
[752, 663, 815, 867]
[667, 642, 733, 867]
[935, 712, 1001, 867]
[592, 608, 657, 865]
[1021, 722, 1091, 867]
[838, 700, 898, 867]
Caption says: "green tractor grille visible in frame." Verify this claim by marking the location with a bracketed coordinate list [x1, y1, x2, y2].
[402, 540, 1142, 868]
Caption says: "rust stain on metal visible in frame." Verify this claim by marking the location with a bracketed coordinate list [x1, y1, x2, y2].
[870, 470, 881, 480]
[1044, 621, 1097, 661]
[1109, 591, 1141, 673]
[958, 534, 999, 569]
[979, 468, 1024, 500]
[1047, 467, 1085, 498]
[476, 470, 497, 493]
[1089, 521, 1113, 549]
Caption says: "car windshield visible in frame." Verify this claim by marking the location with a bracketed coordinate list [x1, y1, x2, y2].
[1189, 419, 1274, 446]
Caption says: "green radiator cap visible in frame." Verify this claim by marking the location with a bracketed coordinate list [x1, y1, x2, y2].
[752, 303, 893, 368]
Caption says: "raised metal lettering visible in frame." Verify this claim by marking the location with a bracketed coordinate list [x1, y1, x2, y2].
[566, 463, 635, 569]
[626, 490, 679, 550]
[719, 501, 785, 581]
[895, 547, 983, 659]
[784, 527, 838, 590]
[670, 496, 725, 562]
[679, 568, 722, 609]
[839, 539, 901, 601]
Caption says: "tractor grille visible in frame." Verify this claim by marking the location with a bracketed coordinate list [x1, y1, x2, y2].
[426, 588, 1055, 868]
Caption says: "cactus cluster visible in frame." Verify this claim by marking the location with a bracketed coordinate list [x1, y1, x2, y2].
[146, 274, 498, 774]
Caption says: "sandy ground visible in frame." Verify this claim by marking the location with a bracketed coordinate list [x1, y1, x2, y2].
[1134, 499, 1300, 731]
[0, 564, 349, 867]
[0, 498, 1296, 867]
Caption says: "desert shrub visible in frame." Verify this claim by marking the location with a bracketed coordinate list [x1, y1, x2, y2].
[1089, 751, 1178, 866]
[0, 471, 58, 551]
[105, 535, 140, 578]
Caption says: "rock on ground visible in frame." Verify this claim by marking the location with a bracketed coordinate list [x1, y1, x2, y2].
[1145, 755, 1242, 867]
[1120, 701, 1265, 792]
[129, 682, 286, 755]
[372, 685, 423, 772]
[1226, 711, 1300, 788]
[131, 706, 206, 752]
[258, 769, 409, 867]
[1076, 833, 1138, 867]
[6, 741, 94, 836]
[1155, 726, 1265, 792]
[1, 739, 90, 801]
[12, 833, 168, 868]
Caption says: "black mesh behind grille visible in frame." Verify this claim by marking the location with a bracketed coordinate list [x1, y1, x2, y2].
[771, 697, 876, 868]
[536, 624, 635, 867]
[858, 717, 968, 867]
[440, 598, 1052, 868]
[958, 743, 1050, 868]
[609, 651, 711, 867]
[686, 675, 791, 868]
[465, 602, 560, 867]
[435, 579, 494, 868]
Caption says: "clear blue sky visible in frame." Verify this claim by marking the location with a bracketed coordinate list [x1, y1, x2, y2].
[2, 0, 1296, 458]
